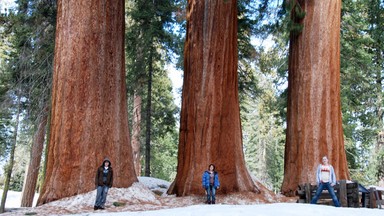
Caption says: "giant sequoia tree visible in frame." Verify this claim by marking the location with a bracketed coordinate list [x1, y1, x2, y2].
[281, 0, 350, 195]
[37, 0, 137, 205]
[168, 0, 259, 196]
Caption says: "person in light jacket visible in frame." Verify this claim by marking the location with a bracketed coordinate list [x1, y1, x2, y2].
[310, 156, 340, 207]
[202, 164, 220, 204]
[94, 157, 113, 210]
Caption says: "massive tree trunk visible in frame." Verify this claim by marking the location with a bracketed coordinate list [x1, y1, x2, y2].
[281, 0, 350, 196]
[168, 0, 259, 196]
[37, 0, 137, 205]
[21, 107, 48, 207]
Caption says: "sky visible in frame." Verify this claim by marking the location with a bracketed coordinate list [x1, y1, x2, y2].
[0, 0, 16, 14]
[2, 177, 383, 216]
[166, 64, 183, 108]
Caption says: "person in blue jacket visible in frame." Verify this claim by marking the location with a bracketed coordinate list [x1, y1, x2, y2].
[202, 164, 220, 204]
[310, 156, 340, 207]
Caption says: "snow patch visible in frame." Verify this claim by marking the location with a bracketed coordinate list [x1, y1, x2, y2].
[2, 177, 384, 216]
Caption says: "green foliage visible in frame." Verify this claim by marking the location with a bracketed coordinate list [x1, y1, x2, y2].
[377, 148, 384, 179]
[283, 0, 306, 36]
[112, 201, 126, 207]
[9, 170, 24, 191]
[241, 58, 286, 192]
[1, 0, 55, 125]
[0, 0, 55, 195]
[237, 1, 265, 109]
[238, 1, 289, 192]
[340, 0, 384, 186]
[150, 130, 178, 181]
[139, 70, 178, 180]
[150, 73, 179, 138]
[294, 3, 306, 19]
[125, 0, 180, 178]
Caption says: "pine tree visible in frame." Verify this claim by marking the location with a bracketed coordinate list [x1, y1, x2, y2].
[340, 0, 384, 185]
[238, 0, 289, 192]
[125, 0, 178, 177]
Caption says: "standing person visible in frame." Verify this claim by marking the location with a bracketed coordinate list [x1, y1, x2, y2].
[310, 156, 340, 207]
[202, 164, 220, 204]
[94, 158, 113, 210]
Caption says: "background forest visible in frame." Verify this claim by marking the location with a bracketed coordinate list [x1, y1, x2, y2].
[0, 0, 383, 199]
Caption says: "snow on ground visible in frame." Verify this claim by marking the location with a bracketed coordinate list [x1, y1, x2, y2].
[1, 177, 383, 216]
[0, 190, 39, 208]
[69, 203, 384, 216]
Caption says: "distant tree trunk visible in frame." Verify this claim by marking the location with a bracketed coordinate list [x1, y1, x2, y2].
[39, 114, 51, 193]
[132, 92, 142, 176]
[168, 0, 259, 196]
[0, 92, 21, 213]
[144, 49, 153, 177]
[37, 0, 137, 205]
[131, 25, 145, 177]
[20, 107, 49, 207]
[281, 0, 350, 196]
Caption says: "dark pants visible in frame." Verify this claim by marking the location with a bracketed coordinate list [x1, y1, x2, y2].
[310, 182, 340, 207]
[95, 185, 109, 208]
[206, 185, 216, 202]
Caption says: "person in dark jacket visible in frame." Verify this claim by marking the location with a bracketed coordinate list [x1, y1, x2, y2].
[94, 157, 113, 210]
[202, 164, 220, 204]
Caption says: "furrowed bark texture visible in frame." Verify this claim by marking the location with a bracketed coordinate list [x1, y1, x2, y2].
[37, 0, 137, 205]
[21, 108, 48, 207]
[281, 0, 350, 196]
[168, 0, 259, 196]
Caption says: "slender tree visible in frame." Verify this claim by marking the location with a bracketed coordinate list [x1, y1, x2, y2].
[21, 108, 48, 207]
[125, 0, 177, 177]
[19, 0, 56, 206]
[37, 0, 137, 205]
[131, 92, 142, 176]
[168, 0, 259, 196]
[0, 91, 21, 213]
[281, 0, 350, 195]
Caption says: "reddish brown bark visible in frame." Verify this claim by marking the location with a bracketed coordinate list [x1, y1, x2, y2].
[281, 0, 350, 196]
[168, 0, 259, 196]
[21, 108, 48, 207]
[37, 0, 137, 205]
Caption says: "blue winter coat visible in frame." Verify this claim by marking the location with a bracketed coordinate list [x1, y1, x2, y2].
[202, 170, 220, 189]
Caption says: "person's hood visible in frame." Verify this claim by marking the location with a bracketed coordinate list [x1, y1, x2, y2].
[102, 157, 111, 167]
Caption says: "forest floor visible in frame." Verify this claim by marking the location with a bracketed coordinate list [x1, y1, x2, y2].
[2, 177, 296, 215]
